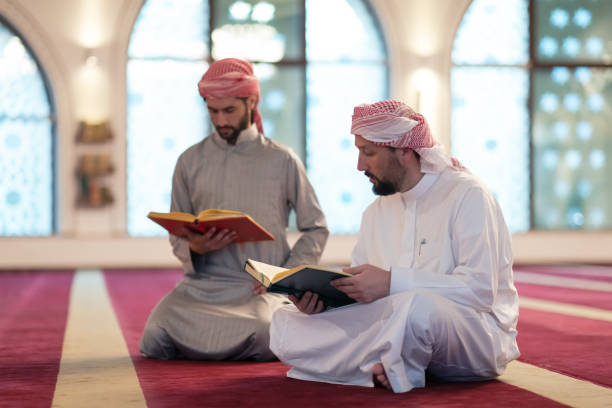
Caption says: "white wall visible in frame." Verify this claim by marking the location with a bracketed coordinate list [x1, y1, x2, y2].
[1, 0, 611, 269]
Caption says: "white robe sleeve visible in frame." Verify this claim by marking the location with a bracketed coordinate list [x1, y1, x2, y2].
[390, 186, 505, 313]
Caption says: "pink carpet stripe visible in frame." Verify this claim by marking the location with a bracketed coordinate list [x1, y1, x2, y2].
[104, 269, 566, 408]
[515, 265, 612, 282]
[0, 270, 74, 408]
[517, 307, 612, 388]
[516, 282, 612, 310]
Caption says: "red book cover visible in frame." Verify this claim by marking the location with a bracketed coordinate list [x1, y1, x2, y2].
[148, 210, 274, 243]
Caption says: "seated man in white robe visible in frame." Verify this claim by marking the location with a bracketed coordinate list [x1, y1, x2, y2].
[270, 100, 519, 392]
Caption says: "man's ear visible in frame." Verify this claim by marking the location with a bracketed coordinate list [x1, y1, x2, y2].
[246, 94, 258, 110]
[395, 147, 415, 167]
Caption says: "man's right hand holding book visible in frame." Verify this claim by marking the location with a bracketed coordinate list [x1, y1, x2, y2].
[175, 226, 238, 255]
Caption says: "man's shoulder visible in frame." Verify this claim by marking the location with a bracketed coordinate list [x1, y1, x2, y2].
[260, 137, 301, 162]
[363, 194, 401, 217]
[436, 168, 498, 210]
[176, 138, 209, 162]
[439, 168, 490, 194]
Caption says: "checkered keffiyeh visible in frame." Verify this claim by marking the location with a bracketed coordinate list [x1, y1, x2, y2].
[351, 100, 433, 148]
[198, 58, 264, 134]
[351, 100, 465, 172]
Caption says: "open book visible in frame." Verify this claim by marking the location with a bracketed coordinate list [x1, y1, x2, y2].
[148, 209, 274, 243]
[244, 259, 356, 308]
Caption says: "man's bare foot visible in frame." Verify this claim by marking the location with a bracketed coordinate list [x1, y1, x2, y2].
[372, 363, 391, 390]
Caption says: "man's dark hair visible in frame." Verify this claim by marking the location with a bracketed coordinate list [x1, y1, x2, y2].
[238, 97, 255, 125]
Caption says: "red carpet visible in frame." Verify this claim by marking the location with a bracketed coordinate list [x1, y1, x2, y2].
[0, 270, 74, 408]
[516, 265, 612, 282]
[516, 282, 612, 310]
[104, 269, 565, 407]
[515, 268, 612, 387]
[517, 308, 612, 388]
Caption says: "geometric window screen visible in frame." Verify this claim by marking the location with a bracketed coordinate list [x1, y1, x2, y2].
[0, 19, 55, 236]
[452, 0, 612, 232]
[127, 0, 388, 236]
[532, 0, 612, 230]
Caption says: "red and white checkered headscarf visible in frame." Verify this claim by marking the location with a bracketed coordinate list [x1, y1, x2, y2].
[198, 58, 264, 134]
[351, 100, 465, 172]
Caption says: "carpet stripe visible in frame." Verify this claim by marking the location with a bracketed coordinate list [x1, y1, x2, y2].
[516, 282, 612, 311]
[517, 307, 612, 388]
[516, 265, 612, 282]
[499, 360, 612, 408]
[0, 270, 73, 408]
[514, 271, 612, 292]
[51, 269, 146, 408]
[520, 296, 612, 322]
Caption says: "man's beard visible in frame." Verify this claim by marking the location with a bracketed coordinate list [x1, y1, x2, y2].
[365, 171, 397, 196]
[216, 112, 249, 145]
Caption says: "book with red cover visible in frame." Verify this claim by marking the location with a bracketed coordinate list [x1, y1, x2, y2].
[147, 209, 274, 243]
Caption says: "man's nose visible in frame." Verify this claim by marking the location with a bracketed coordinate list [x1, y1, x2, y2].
[357, 155, 367, 172]
[214, 113, 229, 126]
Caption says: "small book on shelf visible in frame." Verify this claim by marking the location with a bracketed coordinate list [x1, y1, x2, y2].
[244, 259, 356, 308]
[148, 209, 274, 243]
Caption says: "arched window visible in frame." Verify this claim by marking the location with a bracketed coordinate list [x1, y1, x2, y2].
[452, 0, 612, 233]
[0, 17, 55, 236]
[126, 0, 388, 236]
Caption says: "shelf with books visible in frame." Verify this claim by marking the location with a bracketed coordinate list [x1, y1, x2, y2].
[75, 121, 115, 208]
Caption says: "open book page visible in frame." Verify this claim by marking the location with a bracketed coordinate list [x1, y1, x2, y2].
[148, 211, 195, 222]
[272, 265, 348, 282]
[245, 259, 288, 286]
[196, 209, 246, 220]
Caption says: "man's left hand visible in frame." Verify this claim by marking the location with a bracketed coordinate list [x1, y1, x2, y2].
[251, 281, 267, 296]
[331, 264, 390, 303]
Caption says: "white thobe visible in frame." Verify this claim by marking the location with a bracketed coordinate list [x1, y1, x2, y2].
[270, 168, 520, 392]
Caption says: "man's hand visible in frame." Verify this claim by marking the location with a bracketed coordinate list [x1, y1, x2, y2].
[251, 281, 267, 296]
[331, 264, 390, 303]
[179, 227, 238, 254]
[288, 291, 324, 314]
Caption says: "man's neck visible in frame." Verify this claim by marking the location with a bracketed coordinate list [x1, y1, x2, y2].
[222, 123, 258, 146]
[398, 157, 425, 193]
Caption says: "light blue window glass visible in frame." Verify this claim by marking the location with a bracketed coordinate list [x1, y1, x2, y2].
[451, 0, 530, 234]
[452, 0, 529, 65]
[127, 0, 388, 236]
[0, 19, 54, 236]
[451, 67, 530, 233]
[306, 0, 388, 234]
[127, 0, 209, 236]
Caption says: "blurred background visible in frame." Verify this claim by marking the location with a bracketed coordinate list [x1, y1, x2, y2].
[1, 0, 611, 268]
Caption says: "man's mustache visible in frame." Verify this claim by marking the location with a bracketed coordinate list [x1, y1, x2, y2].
[364, 171, 380, 183]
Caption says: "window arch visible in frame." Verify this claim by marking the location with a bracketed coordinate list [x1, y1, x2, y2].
[452, 0, 612, 233]
[126, 0, 388, 236]
[0, 17, 55, 236]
